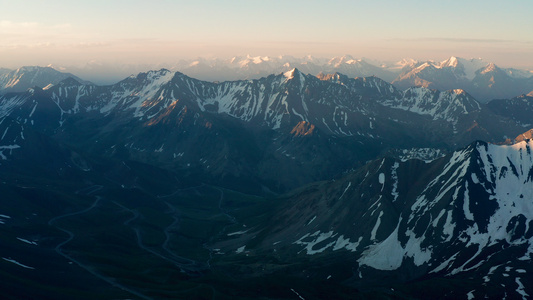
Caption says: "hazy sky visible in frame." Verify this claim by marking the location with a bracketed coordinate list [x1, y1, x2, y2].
[1, 0, 532, 68]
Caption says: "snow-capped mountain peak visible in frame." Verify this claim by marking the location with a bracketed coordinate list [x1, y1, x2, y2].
[389, 56, 532, 102]
[452, 88, 466, 95]
[399, 56, 490, 81]
[283, 68, 298, 80]
[147, 68, 174, 81]
[327, 55, 357, 67]
[281, 68, 305, 84]
[394, 58, 419, 69]
[480, 62, 499, 74]
[440, 56, 459, 68]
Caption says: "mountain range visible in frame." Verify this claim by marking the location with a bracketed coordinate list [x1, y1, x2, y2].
[173, 55, 533, 101]
[392, 57, 533, 102]
[1, 66, 531, 192]
[163, 55, 533, 102]
[7, 55, 531, 103]
[0, 65, 532, 299]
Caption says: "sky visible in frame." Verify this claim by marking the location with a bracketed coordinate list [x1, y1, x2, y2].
[1, 0, 532, 70]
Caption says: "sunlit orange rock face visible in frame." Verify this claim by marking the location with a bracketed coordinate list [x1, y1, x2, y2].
[290, 121, 315, 137]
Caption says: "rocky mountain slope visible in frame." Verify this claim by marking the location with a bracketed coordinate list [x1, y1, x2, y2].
[487, 94, 533, 129]
[0, 66, 89, 94]
[211, 139, 533, 299]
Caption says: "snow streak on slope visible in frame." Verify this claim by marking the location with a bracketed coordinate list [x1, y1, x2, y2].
[397, 148, 446, 162]
[199, 77, 290, 129]
[0, 118, 23, 160]
[92, 69, 174, 117]
[0, 94, 30, 119]
[357, 140, 533, 277]
[454, 141, 533, 266]
[294, 230, 362, 255]
[50, 84, 97, 115]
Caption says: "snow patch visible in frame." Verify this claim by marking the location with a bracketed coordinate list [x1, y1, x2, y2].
[359, 217, 432, 270]
[378, 173, 385, 184]
[0, 144, 21, 160]
[16, 237, 38, 245]
[2, 257, 34, 269]
[370, 211, 384, 240]
[294, 231, 337, 255]
[391, 162, 399, 201]
[227, 230, 249, 237]
[333, 235, 362, 252]
[339, 182, 351, 199]
[284, 68, 296, 80]
[378, 173, 385, 191]
[515, 277, 529, 299]
[462, 181, 474, 221]
[429, 252, 459, 274]
[290, 288, 306, 300]
[398, 148, 445, 162]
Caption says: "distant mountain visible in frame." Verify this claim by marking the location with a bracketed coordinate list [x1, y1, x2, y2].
[392, 57, 485, 88]
[505, 67, 533, 79]
[35, 55, 533, 102]
[393, 57, 533, 102]
[486, 94, 533, 129]
[0, 68, 11, 76]
[0, 66, 89, 94]
[470, 63, 533, 100]
[173, 56, 533, 103]
[170, 55, 399, 82]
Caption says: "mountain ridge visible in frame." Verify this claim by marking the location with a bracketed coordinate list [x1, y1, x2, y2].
[0, 66, 90, 95]
[3, 56, 533, 103]
[0, 67, 529, 194]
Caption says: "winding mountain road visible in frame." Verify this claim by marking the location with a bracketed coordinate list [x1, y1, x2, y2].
[48, 196, 152, 300]
[112, 201, 210, 275]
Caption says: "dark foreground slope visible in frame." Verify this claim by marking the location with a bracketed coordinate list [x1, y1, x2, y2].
[1, 128, 532, 299]
[208, 140, 533, 299]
